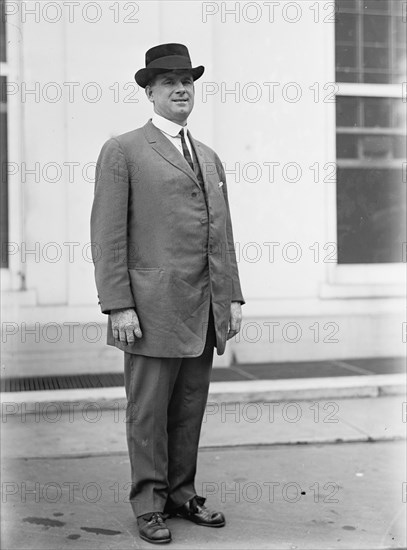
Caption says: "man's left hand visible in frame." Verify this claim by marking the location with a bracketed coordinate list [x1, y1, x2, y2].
[227, 301, 242, 340]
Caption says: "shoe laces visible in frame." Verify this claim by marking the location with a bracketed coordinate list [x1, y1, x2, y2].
[191, 495, 206, 511]
[149, 512, 165, 526]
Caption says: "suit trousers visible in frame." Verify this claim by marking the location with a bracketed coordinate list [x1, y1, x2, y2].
[123, 306, 216, 518]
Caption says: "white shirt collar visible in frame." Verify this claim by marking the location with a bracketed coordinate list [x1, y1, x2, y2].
[151, 112, 188, 138]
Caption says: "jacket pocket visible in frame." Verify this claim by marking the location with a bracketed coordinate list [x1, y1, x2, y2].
[128, 267, 165, 302]
[128, 268, 171, 330]
[128, 268, 205, 330]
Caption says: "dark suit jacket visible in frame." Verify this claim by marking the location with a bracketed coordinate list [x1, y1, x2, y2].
[91, 120, 244, 357]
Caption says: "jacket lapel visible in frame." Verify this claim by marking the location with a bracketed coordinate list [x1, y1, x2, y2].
[143, 120, 201, 190]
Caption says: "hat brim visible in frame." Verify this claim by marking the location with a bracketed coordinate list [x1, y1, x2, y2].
[135, 65, 204, 88]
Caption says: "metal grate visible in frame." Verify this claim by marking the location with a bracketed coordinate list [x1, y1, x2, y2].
[1, 357, 404, 392]
[0, 369, 243, 392]
[1, 373, 125, 392]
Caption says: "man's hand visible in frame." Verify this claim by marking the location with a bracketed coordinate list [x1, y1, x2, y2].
[110, 308, 142, 345]
[227, 301, 242, 341]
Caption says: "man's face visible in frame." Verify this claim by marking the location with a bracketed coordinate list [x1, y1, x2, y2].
[145, 70, 195, 125]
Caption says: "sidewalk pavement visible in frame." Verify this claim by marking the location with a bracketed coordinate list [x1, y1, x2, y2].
[1, 393, 406, 549]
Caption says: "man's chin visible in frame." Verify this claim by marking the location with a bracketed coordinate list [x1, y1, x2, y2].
[171, 106, 192, 119]
[173, 103, 190, 111]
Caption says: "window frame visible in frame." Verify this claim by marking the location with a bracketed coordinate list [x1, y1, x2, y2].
[322, 3, 406, 299]
[1, 16, 24, 292]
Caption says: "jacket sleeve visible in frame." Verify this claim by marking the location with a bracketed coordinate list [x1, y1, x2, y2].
[215, 154, 245, 305]
[90, 138, 136, 314]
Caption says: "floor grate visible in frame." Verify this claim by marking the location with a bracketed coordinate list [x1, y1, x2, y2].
[1, 357, 404, 392]
[1, 372, 125, 392]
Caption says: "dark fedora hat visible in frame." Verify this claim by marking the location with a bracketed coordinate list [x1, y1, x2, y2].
[135, 43, 204, 88]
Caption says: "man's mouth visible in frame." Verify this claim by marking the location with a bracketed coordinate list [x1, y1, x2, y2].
[173, 98, 188, 103]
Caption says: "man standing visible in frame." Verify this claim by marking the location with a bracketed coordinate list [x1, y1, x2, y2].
[91, 43, 244, 544]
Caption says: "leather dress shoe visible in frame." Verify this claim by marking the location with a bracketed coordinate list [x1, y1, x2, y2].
[174, 496, 225, 527]
[137, 512, 172, 544]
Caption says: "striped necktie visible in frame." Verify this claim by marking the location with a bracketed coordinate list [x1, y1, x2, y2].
[178, 128, 194, 171]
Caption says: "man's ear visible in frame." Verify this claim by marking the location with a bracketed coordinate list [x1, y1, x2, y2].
[145, 85, 154, 103]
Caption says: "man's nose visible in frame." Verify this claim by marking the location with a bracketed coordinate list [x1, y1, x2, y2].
[175, 81, 187, 93]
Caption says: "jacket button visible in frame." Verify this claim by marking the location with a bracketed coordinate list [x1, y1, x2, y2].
[200, 217, 207, 224]
[191, 192, 197, 197]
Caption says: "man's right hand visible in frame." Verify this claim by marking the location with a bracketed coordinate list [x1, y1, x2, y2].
[110, 308, 142, 345]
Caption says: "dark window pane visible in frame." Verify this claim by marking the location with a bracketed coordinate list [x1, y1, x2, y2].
[0, 76, 8, 268]
[0, 2, 5, 62]
[360, 135, 392, 159]
[336, 12, 358, 42]
[337, 0, 358, 12]
[392, 1, 405, 16]
[393, 136, 407, 159]
[363, 71, 391, 83]
[394, 16, 406, 46]
[337, 168, 406, 263]
[337, 134, 359, 158]
[363, 46, 389, 69]
[395, 47, 407, 72]
[337, 96, 359, 127]
[336, 69, 359, 82]
[391, 73, 406, 85]
[363, 14, 389, 43]
[362, 0, 389, 12]
[393, 100, 407, 129]
[363, 97, 391, 127]
[336, 44, 358, 68]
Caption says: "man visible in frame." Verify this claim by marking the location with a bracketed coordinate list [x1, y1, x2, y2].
[91, 43, 244, 544]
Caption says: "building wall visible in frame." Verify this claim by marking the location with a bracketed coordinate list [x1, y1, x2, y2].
[2, 1, 405, 374]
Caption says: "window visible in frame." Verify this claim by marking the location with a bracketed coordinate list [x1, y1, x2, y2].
[336, 0, 405, 84]
[335, 0, 406, 265]
[0, 2, 8, 269]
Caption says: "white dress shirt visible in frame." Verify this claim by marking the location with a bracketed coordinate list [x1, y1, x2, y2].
[151, 112, 194, 160]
